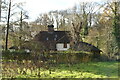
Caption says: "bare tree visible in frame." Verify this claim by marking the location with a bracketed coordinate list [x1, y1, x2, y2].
[4, 0, 28, 50]
[0, 0, 1, 21]
[71, 22, 83, 48]
[5, 0, 11, 50]
[36, 13, 53, 26]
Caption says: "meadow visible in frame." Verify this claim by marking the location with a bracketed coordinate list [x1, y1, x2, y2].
[2, 61, 119, 78]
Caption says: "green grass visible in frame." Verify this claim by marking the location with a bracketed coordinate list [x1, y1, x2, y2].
[40, 62, 119, 78]
[2, 61, 119, 78]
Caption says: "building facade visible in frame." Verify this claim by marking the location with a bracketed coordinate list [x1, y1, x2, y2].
[34, 25, 71, 51]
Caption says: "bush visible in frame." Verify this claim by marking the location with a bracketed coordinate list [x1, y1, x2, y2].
[2, 50, 31, 60]
[48, 51, 99, 63]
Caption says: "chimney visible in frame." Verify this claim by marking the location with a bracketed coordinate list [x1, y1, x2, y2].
[48, 25, 54, 33]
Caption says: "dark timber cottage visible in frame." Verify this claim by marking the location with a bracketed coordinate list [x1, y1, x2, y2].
[34, 25, 71, 51]
[34, 24, 102, 57]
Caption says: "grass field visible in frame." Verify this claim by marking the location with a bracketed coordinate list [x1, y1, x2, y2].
[2, 61, 119, 78]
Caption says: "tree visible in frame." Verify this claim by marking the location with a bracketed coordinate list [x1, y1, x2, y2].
[0, 0, 8, 22]
[49, 10, 60, 30]
[36, 13, 54, 26]
[103, 1, 120, 59]
[0, 0, 1, 21]
[67, 2, 99, 40]
[80, 2, 100, 36]
[88, 1, 120, 60]
[71, 22, 83, 49]
[5, 0, 11, 50]
[3, 0, 28, 50]
[111, 2, 120, 52]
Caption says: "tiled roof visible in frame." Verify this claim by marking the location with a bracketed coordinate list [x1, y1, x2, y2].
[34, 31, 71, 43]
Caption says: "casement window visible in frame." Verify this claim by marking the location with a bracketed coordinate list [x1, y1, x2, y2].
[46, 37, 49, 40]
[64, 43, 67, 48]
[54, 38, 56, 41]
[55, 34, 57, 38]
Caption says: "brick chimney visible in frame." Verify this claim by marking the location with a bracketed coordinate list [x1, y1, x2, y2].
[48, 25, 54, 33]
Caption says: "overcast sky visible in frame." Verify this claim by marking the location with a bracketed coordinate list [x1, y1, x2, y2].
[12, 0, 116, 21]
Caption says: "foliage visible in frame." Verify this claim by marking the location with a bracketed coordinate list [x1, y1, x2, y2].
[1, 2, 120, 79]
[2, 50, 101, 62]
[2, 50, 31, 60]
[112, 2, 120, 50]
[2, 60, 119, 78]
[2, 1, 119, 60]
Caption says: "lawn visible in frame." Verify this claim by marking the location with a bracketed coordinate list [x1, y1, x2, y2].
[2, 61, 119, 78]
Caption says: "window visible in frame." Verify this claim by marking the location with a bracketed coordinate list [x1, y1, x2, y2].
[54, 38, 56, 41]
[55, 34, 57, 37]
[46, 37, 49, 40]
[64, 43, 67, 48]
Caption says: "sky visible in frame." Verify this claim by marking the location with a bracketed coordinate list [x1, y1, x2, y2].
[12, 0, 118, 21]
[24, 0, 78, 20]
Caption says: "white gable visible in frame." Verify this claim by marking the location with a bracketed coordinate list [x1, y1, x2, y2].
[56, 43, 70, 51]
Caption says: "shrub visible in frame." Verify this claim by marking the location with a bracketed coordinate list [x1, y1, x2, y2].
[2, 50, 31, 60]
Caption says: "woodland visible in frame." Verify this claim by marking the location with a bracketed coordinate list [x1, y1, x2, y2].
[0, 0, 120, 79]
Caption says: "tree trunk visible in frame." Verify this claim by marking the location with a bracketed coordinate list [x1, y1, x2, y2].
[0, 0, 1, 21]
[113, 2, 120, 52]
[5, 0, 11, 50]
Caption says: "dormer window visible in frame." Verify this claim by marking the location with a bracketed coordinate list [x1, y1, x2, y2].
[54, 38, 56, 41]
[46, 37, 49, 40]
[55, 34, 57, 38]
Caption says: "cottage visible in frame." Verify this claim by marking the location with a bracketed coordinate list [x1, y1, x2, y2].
[34, 25, 71, 51]
[34, 24, 102, 56]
